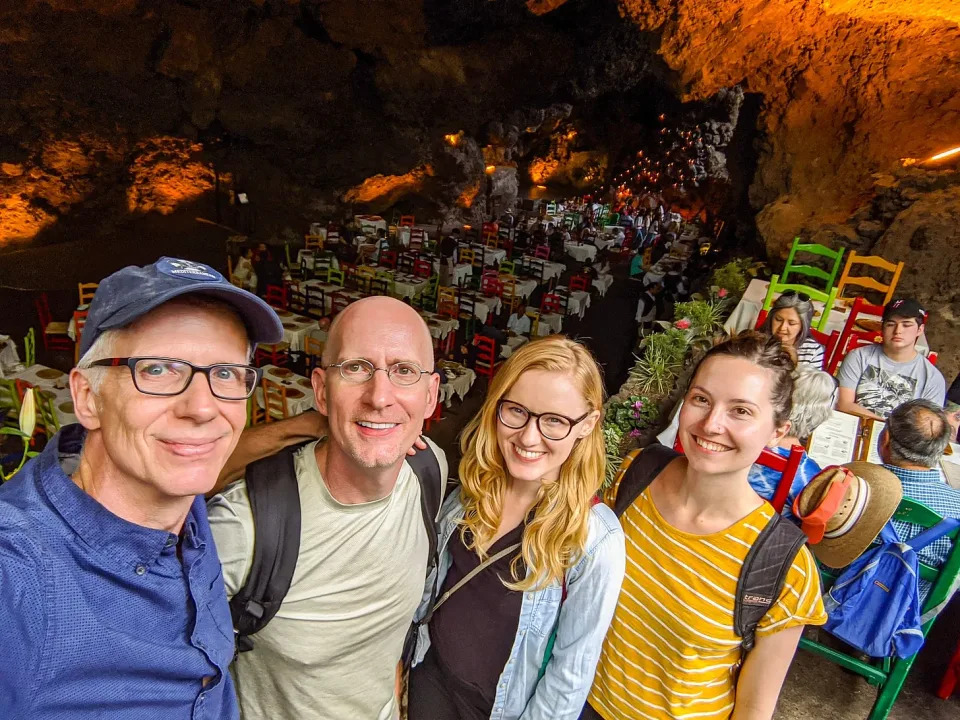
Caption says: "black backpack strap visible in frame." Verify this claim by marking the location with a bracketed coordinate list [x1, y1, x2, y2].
[611, 443, 680, 517]
[401, 444, 444, 669]
[734, 512, 808, 653]
[229, 444, 305, 653]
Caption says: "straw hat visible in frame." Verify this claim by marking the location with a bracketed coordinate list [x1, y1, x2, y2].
[793, 462, 903, 568]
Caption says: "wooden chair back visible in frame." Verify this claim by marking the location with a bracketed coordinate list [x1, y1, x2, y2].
[78, 283, 99, 305]
[304, 234, 324, 251]
[261, 378, 290, 422]
[761, 275, 839, 333]
[780, 237, 845, 291]
[836, 250, 904, 306]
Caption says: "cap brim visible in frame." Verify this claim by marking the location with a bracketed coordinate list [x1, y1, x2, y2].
[810, 462, 903, 568]
[96, 284, 283, 349]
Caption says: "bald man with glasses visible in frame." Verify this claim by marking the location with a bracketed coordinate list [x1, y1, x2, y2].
[207, 296, 449, 720]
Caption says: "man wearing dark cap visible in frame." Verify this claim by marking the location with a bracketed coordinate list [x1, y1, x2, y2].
[0, 257, 282, 719]
[837, 298, 945, 420]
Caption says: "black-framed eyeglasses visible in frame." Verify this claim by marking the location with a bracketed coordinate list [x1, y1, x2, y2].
[780, 289, 810, 302]
[496, 399, 590, 441]
[87, 357, 261, 400]
[323, 358, 431, 387]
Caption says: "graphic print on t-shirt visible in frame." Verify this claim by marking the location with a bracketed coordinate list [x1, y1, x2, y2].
[856, 365, 918, 418]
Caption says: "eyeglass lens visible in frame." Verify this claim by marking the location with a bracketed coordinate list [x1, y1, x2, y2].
[337, 358, 424, 386]
[497, 400, 573, 440]
[133, 359, 257, 399]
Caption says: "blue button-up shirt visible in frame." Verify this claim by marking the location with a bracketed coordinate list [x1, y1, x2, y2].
[0, 425, 238, 720]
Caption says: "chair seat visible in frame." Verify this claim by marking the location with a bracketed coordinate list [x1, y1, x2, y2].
[259, 342, 290, 352]
[46, 322, 70, 334]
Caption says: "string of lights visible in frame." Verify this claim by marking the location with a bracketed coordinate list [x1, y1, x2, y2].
[593, 113, 708, 200]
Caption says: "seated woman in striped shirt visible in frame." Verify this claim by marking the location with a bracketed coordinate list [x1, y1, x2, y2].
[761, 291, 825, 369]
[409, 336, 626, 720]
[584, 332, 826, 720]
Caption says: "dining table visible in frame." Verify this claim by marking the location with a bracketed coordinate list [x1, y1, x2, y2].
[391, 272, 429, 301]
[500, 334, 529, 359]
[555, 286, 591, 319]
[592, 273, 614, 297]
[433, 260, 473, 287]
[0, 335, 22, 378]
[437, 361, 477, 407]
[9, 364, 78, 427]
[563, 242, 598, 263]
[270, 308, 322, 352]
[256, 364, 316, 417]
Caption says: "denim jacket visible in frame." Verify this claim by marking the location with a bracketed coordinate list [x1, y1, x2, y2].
[413, 489, 626, 720]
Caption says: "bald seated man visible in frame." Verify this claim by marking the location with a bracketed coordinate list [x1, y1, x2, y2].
[207, 296, 448, 720]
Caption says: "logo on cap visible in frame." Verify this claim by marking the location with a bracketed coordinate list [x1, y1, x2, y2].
[157, 258, 221, 282]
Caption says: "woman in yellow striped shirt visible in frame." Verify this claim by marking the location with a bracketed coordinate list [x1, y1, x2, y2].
[585, 332, 827, 720]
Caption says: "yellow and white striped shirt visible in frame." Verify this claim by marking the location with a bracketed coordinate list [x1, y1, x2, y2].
[588, 490, 826, 719]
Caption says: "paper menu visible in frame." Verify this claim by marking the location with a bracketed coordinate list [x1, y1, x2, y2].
[865, 420, 885, 465]
[807, 410, 861, 468]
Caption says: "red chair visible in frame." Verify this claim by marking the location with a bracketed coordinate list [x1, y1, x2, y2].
[569, 275, 590, 293]
[928, 351, 938, 366]
[482, 221, 498, 237]
[254, 341, 290, 368]
[808, 328, 841, 372]
[379, 250, 397, 270]
[481, 274, 502, 298]
[413, 258, 433, 279]
[828, 296, 885, 374]
[938, 637, 960, 699]
[540, 293, 562, 315]
[673, 437, 804, 514]
[330, 291, 352, 316]
[472, 335, 501, 380]
[73, 310, 89, 364]
[534, 245, 550, 260]
[399, 215, 415, 227]
[35, 294, 73, 352]
[264, 285, 288, 309]
[409, 228, 425, 251]
[424, 400, 443, 431]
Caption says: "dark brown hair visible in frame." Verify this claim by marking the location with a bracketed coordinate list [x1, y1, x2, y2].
[691, 331, 795, 426]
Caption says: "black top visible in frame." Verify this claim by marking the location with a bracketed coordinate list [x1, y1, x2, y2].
[430, 521, 527, 716]
[439, 235, 459, 259]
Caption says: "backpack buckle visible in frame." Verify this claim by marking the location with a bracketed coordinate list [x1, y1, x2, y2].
[245, 600, 266, 620]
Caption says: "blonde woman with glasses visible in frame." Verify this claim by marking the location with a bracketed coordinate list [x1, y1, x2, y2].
[408, 336, 626, 720]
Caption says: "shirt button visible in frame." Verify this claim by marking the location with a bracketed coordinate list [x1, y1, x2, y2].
[135, 565, 147, 575]
[165, 535, 177, 548]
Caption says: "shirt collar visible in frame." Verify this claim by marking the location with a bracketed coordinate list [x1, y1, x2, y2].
[39, 424, 204, 568]
[882, 462, 942, 485]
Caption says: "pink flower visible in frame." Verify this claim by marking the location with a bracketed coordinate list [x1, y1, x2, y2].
[674, 318, 691, 329]
[718, 288, 728, 298]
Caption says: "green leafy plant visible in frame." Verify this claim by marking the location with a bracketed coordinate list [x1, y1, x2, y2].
[641, 327, 689, 367]
[602, 423, 624, 489]
[673, 299, 726, 338]
[627, 342, 683, 398]
[1, 388, 39, 483]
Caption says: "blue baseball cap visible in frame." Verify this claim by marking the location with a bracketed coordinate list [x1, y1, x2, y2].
[79, 257, 283, 357]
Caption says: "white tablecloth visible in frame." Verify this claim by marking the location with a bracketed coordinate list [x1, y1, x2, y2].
[272, 309, 320, 352]
[466, 294, 502, 322]
[512, 278, 539, 300]
[542, 260, 565, 283]
[391, 273, 429, 300]
[555, 287, 592, 319]
[420, 312, 459, 340]
[433, 260, 473, 287]
[9, 364, 77, 427]
[66, 304, 90, 341]
[0, 336, 21, 377]
[355, 215, 387, 234]
[500, 335, 528, 359]
[564, 242, 597, 262]
[594, 236, 617, 251]
[438, 364, 476, 407]
[593, 274, 614, 296]
[256, 364, 316, 417]
[398, 226, 431, 247]
[538, 313, 563, 335]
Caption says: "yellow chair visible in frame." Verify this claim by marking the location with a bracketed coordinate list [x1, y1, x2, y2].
[305, 234, 324, 251]
[261, 379, 291, 422]
[836, 250, 904, 306]
[500, 277, 520, 315]
[458, 248, 475, 266]
[304, 336, 324, 373]
[78, 282, 98, 305]
[356, 265, 377, 294]
[525, 309, 541, 337]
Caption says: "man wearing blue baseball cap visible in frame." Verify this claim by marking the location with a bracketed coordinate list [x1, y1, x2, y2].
[0, 257, 282, 719]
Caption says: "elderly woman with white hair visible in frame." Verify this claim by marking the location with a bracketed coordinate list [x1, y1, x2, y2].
[761, 290, 825, 369]
[748, 366, 838, 519]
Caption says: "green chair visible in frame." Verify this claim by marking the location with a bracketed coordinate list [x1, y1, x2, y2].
[23, 328, 35, 368]
[375, 269, 396, 297]
[781, 237, 845, 292]
[498, 259, 516, 277]
[284, 243, 303, 280]
[415, 275, 439, 311]
[799, 498, 960, 720]
[327, 268, 345, 287]
[762, 275, 838, 333]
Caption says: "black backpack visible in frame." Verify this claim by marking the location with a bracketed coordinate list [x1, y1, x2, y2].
[609, 443, 809, 653]
[229, 442, 444, 653]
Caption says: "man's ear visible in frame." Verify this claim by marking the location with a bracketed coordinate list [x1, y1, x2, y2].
[311, 367, 328, 416]
[69, 369, 102, 431]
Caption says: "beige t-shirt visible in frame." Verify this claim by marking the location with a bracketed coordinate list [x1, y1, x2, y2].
[208, 439, 447, 720]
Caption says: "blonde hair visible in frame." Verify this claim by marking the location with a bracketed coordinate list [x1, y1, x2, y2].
[458, 335, 606, 592]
